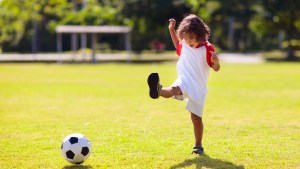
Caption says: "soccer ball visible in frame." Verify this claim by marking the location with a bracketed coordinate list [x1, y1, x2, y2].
[61, 133, 92, 164]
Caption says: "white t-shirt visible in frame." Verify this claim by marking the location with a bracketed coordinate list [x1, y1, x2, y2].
[173, 40, 214, 106]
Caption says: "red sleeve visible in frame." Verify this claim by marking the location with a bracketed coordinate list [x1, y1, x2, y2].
[176, 41, 183, 56]
[205, 42, 215, 67]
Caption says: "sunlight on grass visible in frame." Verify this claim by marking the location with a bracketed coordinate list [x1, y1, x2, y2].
[0, 63, 299, 168]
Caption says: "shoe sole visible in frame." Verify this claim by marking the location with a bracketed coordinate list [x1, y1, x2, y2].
[147, 73, 160, 99]
[192, 150, 204, 155]
[192, 147, 204, 155]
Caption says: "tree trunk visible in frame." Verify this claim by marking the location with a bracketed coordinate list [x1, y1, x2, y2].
[286, 1, 297, 61]
[286, 42, 295, 60]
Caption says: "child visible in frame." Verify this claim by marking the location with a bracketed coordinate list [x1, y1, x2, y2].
[147, 14, 220, 155]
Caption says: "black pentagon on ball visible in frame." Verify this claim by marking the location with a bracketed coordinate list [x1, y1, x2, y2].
[81, 147, 89, 156]
[66, 150, 75, 159]
[69, 137, 78, 144]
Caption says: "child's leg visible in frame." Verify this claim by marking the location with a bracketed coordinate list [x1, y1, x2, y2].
[160, 86, 182, 98]
[148, 72, 182, 99]
[190, 113, 203, 147]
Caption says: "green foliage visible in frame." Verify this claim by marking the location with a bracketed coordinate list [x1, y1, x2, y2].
[0, 0, 128, 51]
[181, 0, 210, 20]
[250, 0, 300, 58]
[0, 0, 299, 58]
[0, 0, 29, 45]
[48, 0, 120, 28]
[249, 15, 272, 39]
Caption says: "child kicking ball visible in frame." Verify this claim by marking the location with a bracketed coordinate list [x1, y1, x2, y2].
[147, 14, 220, 155]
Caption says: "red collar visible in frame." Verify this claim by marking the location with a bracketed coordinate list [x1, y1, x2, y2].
[195, 41, 207, 48]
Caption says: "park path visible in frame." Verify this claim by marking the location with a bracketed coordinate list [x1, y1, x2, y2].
[219, 53, 264, 64]
[0, 52, 264, 64]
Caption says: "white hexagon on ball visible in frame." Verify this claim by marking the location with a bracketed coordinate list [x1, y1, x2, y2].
[61, 133, 91, 164]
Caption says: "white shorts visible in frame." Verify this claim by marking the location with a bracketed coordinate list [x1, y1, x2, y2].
[172, 80, 204, 117]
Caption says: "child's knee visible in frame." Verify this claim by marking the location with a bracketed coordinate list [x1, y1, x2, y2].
[191, 113, 202, 124]
[171, 86, 182, 95]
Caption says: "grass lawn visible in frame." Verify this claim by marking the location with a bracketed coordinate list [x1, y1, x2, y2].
[0, 62, 299, 169]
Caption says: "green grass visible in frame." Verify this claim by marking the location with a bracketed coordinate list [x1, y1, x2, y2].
[0, 62, 299, 169]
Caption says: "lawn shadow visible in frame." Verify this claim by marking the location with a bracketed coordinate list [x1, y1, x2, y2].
[170, 154, 244, 169]
[62, 164, 92, 169]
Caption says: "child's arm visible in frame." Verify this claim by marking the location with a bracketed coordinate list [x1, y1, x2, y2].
[169, 18, 179, 48]
[210, 51, 221, 72]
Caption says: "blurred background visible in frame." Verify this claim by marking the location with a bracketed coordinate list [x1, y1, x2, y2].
[0, 0, 299, 61]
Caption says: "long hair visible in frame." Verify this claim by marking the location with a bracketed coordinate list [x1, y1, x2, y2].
[176, 14, 210, 42]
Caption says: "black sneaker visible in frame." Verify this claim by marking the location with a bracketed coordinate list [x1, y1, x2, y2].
[147, 72, 162, 99]
[191, 146, 204, 155]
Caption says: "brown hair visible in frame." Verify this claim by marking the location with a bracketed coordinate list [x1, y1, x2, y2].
[176, 14, 210, 42]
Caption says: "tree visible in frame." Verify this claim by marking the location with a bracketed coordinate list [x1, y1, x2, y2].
[120, 0, 190, 51]
[0, 0, 33, 49]
[0, 0, 125, 52]
[0, 0, 72, 52]
[185, 0, 258, 51]
[250, 0, 300, 60]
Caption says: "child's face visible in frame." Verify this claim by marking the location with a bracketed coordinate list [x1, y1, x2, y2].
[182, 33, 200, 48]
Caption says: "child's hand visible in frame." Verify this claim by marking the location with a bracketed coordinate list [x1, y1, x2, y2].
[211, 51, 220, 71]
[169, 18, 176, 30]
[210, 51, 219, 64]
